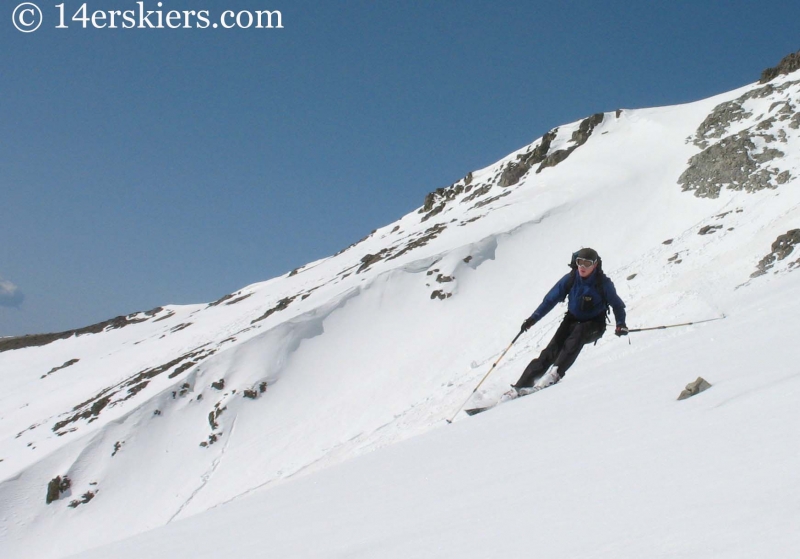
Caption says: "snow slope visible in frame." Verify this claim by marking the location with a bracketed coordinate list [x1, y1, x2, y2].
[1, 68, 799, 559]
[68, 273, 800, 559]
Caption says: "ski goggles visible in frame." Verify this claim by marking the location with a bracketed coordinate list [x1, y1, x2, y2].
[575, 258, 596, 268]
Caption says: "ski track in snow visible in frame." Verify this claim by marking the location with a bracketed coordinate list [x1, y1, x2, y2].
[168, 416, 238, 524]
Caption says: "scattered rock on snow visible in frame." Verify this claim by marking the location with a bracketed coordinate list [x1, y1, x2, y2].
[46, 475, 72, 504]
[41, 359, 80, 379]
[251, 296, 297, 324]
[69, 490, 96, 509]
[677, 377, 712, 400]
[751, 229, 800, 277]
[698, 225, 723, 235]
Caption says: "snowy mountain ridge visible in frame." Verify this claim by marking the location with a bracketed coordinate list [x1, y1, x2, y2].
[2, 59, 800, 558]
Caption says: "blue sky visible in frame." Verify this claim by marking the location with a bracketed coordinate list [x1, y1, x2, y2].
[1, 0, 798, 337]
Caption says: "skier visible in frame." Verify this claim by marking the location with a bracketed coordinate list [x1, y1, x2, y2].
[502, 247, 628, 401]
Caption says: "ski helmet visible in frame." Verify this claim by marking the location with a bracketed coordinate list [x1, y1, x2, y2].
[570, 247, 601, 270]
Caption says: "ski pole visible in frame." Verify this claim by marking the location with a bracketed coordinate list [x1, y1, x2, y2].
[628, 314, 726, 333]
[446, 329, 525, 424]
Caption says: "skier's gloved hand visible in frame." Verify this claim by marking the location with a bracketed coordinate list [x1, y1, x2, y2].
[615, 324, 629, 337]
[521, 317, 537, 332]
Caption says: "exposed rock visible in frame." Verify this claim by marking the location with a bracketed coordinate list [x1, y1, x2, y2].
[0, 307, 164, 353]
[52, 347, 216, 433]
[208, 293, 235, 307]
[471, 190, 511, 210]
[679, 132, 785, 198]
[698, 225, 723, 235]
[152, 310, 176, 322]
[208, 403, 226, 430]
[386, 224, 448, 262]
[68, 491, 95, 508]
[243, 382, 267, 399]
[459, 216, 483, 226]
[626, 274, 637, 280]
[678, 377, 712, 400]
[497, 162, 528, 188]
[760, 50, 800, 84]
[420, 201, 447, 222]
[751, 229, 800, 277]
[571, 113, 605, 145]
[498, 130, 557, 187]
[211, 379, 225, 390]
[41, 359, 80, 379]
[461, 183, 492, 204]
[224, 293, 253, 306]
[692, 99, 753, 149]
[333, 230, 375, 257]
[662, 239, 674, 245]
[680, 78, 799, 199]
[251, 296, 298, 324]
[418, 173, 474, 221]
[430, 290, 452, 300]
[46, 475, 71, 504]
[357, 250, 389, 273]
[539, 114, 605, 175]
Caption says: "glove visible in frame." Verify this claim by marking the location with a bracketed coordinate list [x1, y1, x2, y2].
[521, 316, 537, 332]
[615, 324, 629, 337]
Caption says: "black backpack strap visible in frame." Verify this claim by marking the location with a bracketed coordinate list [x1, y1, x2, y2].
[595, 271, 610, 322]
[565, 269, 576, 294]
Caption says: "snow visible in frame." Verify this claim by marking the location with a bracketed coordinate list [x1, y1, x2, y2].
[2, 72, 800, 559]
[65, 274, 800, 559]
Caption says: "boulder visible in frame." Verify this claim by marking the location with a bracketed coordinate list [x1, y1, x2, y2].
[677, 377, 712, 400]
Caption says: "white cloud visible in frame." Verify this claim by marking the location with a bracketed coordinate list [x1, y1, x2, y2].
[0, 277, 24, 308]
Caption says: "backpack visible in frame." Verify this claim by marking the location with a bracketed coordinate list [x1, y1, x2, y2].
[566, 252, 610, 322]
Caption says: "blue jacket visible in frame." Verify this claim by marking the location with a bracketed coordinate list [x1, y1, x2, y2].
[530, 269, 626, 326]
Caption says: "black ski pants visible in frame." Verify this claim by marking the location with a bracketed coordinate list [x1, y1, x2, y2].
[514, 313, 606, 389]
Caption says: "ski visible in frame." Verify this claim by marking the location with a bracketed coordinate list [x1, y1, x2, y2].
[463, 385, 552, 417]
[464, 406, 494, 416]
